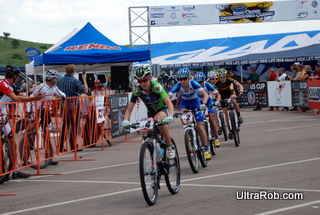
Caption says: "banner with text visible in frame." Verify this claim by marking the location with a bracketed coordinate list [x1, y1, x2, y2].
[238, 82, 268, 107]
[148, 1, 312, 27]
[307, 80, 320, 109]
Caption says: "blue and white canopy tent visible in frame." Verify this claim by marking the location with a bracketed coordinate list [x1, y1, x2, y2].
[33, 22, 150, 74]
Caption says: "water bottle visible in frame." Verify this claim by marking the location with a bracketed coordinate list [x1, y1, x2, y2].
[156, 143, 164, 162]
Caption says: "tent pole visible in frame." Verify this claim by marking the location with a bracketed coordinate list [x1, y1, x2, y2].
[240, 65, 243, 82]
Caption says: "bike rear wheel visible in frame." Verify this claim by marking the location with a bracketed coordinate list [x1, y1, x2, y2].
[184, 129, 200, 173]
[165, 138, 180, 195]
[229, 112, 240, 147]
[19, 131, 53, 169]
[0, 138, 12, 184]
[219, 112, 228, 141]
[139, 141, 158, 206]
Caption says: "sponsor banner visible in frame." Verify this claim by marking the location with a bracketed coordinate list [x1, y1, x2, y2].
[109, 94, 130, 138]
[25, 47, 41, 61]
[291, 81, 309, 109]
[267, 81, 292, 106]
[95, 96, 106, 124]
[297, 0, 320, 20]
[307, 80, 320, 109]
[159, 56, 320, 68]
[239, 82, 268, 106]
[149, 1, 297, 27]
[127, 93, 148, 133]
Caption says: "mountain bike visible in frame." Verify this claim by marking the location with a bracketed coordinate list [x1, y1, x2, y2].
[203, 106, 216, 156]
[177, 109, 208, 174]
[19, 112, 53, 169]
[0, 116, 13, 184]
[129, 118, 180, 206]
[222, 97, 240, 147]
[216, 107, 228, 141]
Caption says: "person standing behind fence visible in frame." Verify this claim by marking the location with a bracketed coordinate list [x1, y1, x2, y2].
[266, 67, 277, 111]
[57, 64, 88, 152]
[0, 65, 44, 179]
[309, 62, 320, 80]
[30, 69, 66, 165]
[276, 67, 289, 111]
[247, 67, 261, 111]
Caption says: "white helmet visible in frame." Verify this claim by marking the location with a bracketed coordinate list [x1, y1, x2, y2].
[207, 70, 217, 79]
[45, 69, 59, 81]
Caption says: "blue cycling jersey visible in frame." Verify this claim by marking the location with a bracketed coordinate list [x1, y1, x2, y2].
[169, 80, 203, 100]
[198, 82, 218, 105]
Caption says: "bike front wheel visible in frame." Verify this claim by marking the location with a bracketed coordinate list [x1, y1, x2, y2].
[19, 131, 53, 169]
[165, 138, 180, 195]
[0, 138, 13, 184]
[219, 112, 228, 141]
[139, 141, 158, 206]
[184, 128, 200, 173]
[229, 112, 240, 147]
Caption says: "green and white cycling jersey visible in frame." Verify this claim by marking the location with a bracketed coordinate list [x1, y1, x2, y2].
[130, 81, 168, 112]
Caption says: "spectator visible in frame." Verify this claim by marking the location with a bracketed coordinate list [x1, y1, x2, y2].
[247, 67, 261, 111]
[302, 65, 312, 80]
[56, 64, 88, 152]
[0, 65, 44, 179]
[93, 79, 104, 91]
[288, 65, 299, 80]
[229, 70, 241, 82]
[106, 76, 112, 88]
[295, 63, 306, 80]
[266, 67, 277, 111]
[276, 67, 289, 111]
[309, 62, 320, 80]
[20, 79, 27, 92]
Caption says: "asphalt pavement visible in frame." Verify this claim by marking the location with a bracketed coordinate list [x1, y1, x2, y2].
[1, 108, 320, 215]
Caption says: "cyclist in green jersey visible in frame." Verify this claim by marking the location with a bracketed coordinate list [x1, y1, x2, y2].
[122, 67, 176, 159]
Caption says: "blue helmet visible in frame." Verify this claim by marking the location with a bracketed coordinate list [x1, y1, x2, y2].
[194, 72, 206, 82]
[177, 67, 191, 78]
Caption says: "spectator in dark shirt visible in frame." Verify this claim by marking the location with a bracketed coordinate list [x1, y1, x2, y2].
[247, 67, 261, 111]
[309, 63, 320, 80]
[57, 64, 88, 152]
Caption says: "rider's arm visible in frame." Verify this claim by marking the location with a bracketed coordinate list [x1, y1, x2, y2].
[123, 102, 135, 121]
[199, 89, 208, 104]
[215, 91, 221, 102]
[234, 81, 244, 93]
[8, 92, 43, 102]
[163, 97, 174, 117]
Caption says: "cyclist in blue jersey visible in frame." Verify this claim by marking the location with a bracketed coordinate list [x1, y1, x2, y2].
[122, 67, 176, 159]
[168, 68, 212, 160]
[194, 72, 222, 148]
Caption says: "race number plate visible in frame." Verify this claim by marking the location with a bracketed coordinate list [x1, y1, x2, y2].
[181, 112, 193, 124]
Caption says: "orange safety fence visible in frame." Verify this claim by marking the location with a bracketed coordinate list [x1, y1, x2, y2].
[0, 91, 122, 177]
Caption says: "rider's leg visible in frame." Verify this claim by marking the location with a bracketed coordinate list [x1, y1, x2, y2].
[154, 111, 172, 146]
[231, 95, 243, 123]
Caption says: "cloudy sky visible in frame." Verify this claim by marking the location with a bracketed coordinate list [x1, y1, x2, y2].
[1, 0, 319, 46]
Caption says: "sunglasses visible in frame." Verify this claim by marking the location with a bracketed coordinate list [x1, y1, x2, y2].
[137, 78, 150, 84]
[209, 78, 215, 80]
[178, 77, 188, 81]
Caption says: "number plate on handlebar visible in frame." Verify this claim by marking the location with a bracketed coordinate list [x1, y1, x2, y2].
[181, 112, 193, 124]
[139, 117, 154, 131]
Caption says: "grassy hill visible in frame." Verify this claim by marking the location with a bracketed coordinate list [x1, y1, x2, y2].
[0, 36, 53, 66]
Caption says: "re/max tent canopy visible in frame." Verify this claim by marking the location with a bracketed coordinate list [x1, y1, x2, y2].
[144, 30, 320, 68]
[34, 22, 150, 71]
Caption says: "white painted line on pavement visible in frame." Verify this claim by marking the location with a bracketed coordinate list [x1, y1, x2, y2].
[255, 199, 320, 215]
[25, 179, 140, 185]
[181, 157, 320, 183]
[267, 124, 320, 132]
[182, 183, 320, 193]
[0, 188, 141, 215]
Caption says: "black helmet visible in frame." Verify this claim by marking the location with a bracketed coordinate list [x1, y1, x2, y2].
[134, 66, 151, 80]
[5, 65, 21, 77]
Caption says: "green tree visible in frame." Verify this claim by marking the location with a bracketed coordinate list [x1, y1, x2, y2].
[12, 53, 23, 60]
[39, 44, 47, 49]
[3, 32, 11, 38]
[11, 39, 20, 48]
